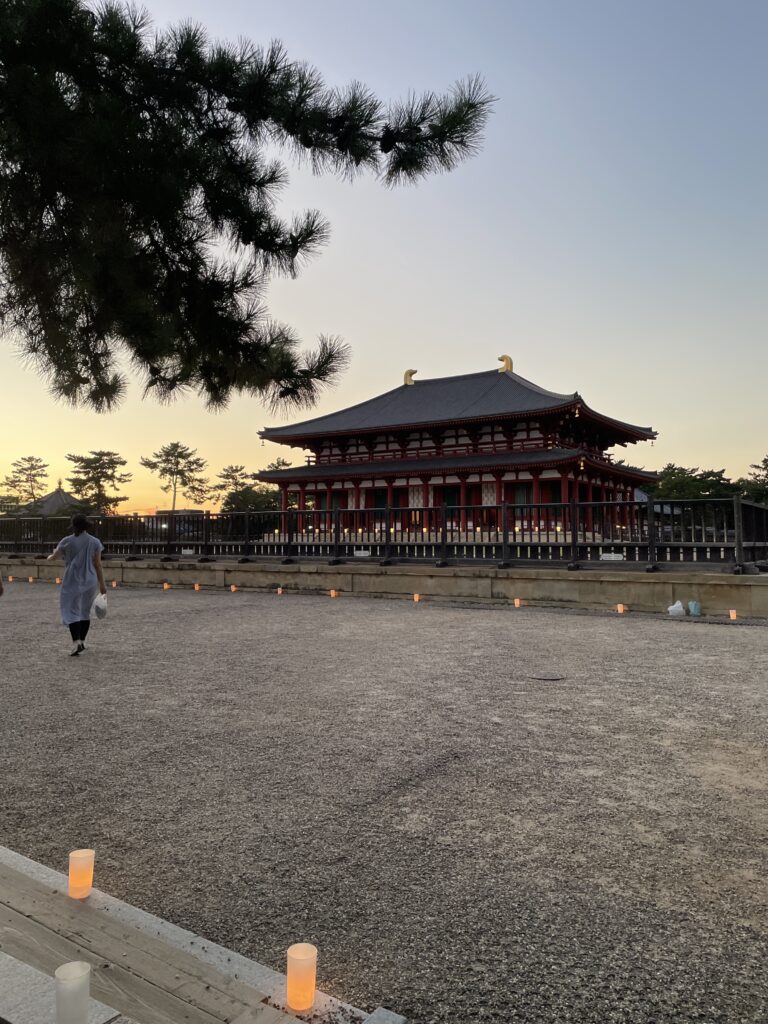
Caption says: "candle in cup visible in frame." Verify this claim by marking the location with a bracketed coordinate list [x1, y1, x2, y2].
[286, 943, 317, 1012]
[413, 593, 421, 603]
[55, 961, 90, 1024]
[68, 849, 95, 899]
[729, 609, 737, 621]
[56, 577, 62, 585]
[194, 583, 201, 592]
[111, 580, 118, 588]
[277, 587, 283, 595]
[230, 584, 238, 593]
[28, 576, 34, 583]
[329, 589, 337, 598]
[617, 603, 626, 614]
[163, 582, 171, 591]
[514, 598, 522, 608]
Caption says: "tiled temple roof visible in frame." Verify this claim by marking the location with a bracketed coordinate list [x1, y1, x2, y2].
[260, 369, 655, 443]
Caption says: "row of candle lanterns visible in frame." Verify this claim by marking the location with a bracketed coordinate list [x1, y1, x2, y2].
[57, 848, 318, 1021]
[7, 575, 742, 620]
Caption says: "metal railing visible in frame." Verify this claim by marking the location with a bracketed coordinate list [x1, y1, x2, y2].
[1, 497, 766, 569]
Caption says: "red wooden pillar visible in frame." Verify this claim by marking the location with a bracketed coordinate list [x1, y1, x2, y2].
[353, 482, 361, 533]
[459, 476, 468, 532]
[325, 483, 334, 533]
[280, 485, 289, 512]
[560, 471, 569, 504]
[585, 482, 594, 536]
[298, 484, 306, 512]
[421, 477, 430, 532]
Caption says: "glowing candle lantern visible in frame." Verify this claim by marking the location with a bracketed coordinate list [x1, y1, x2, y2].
[286, 943, 317, 1012]
[68, 849, 95, 900]
[194, 583, 201, 592]
[7, 575, 13, 583]
[163, 582, 171, 591]
[329, 589, 338, 598]
[28, 576, 34, 583]
[56, 577, 62, 585]
[617, 603, 626, 614]
[413, 593, 421, 603]
[277, 587, 284, 595]
[514, 598, 522, 609]
[111, 580, 118, 589]
[729, 609, 737, 621]
[55, 961, 91, 1024]
[230, 584, 238, 593]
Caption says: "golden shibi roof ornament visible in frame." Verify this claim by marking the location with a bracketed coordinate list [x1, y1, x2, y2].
[403, 368, 418, 385]
[497, 354, 513, 372]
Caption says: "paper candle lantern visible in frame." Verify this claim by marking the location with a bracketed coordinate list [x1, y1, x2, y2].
[55, 961, 90, 1024]
[7, 575, 13, 582]
[329, 589, 338, 598]
[514, 598, 522, 608]
[617, 604, 626, 614]
[286, 943, 317, 1012]
[277, 587, 283, 595]
[163, 582, 171, 591]
[729, 609, 737, 621]
[68, 849, 95, 900]
[56, 577, 62, 585]
[111, 580, 118, 588]
[194, 583, 201, 592]
[28, 576, 34, 583]
[230, 584, 238, 593]
[413, 593, 421, 603]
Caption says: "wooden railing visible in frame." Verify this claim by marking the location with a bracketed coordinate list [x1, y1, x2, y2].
[2, 498, 766, 569]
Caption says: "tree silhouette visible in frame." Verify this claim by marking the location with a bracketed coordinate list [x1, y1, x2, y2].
[2, 455, 49, 504]
[66, 450, 132, 513]
[141, 442, 209, 510]
[0, 0, 492, 411]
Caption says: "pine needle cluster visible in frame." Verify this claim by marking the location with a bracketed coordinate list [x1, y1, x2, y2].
[0, 0, 493, 410]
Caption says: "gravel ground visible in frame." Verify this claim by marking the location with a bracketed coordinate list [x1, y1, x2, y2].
[1, 583, 767, 1024]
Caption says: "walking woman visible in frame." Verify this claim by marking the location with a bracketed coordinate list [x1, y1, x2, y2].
[48, 514, 107, 656]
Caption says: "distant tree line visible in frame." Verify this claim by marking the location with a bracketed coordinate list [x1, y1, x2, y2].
[648, 460, 768, 504]
[0, 446, 292, 515]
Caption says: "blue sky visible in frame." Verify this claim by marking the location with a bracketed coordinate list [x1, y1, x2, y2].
[2, 0, 766, 506]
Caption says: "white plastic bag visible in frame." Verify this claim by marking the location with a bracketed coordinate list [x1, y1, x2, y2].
[667, 600, 685, 617]
[92, 593, 108, 620]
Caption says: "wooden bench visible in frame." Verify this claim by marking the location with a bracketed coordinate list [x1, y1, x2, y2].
[0, 861, 301, 1024]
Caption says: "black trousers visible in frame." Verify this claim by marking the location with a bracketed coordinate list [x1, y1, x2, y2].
[68, 620, 91, 643]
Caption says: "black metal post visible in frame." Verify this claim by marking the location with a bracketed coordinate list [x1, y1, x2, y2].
[201, 511, 211, 560]
[328, 508, 342, 564]
[381, 506, 393, 565]
[435, 505, 449, 567]
[243, 511, 251, 558]
[282, 509, 295, 564]
[498, 501, 510, 568]
[733, 494, 745, 571]
[568, 498, 580, 569]
[645, 495, 659, 572]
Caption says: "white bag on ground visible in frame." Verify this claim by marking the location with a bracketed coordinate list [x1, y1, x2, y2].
[667, 600, 685, 617]
[92, 593, 108, 620]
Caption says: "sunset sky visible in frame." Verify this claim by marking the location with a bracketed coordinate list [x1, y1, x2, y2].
[1, 0, 766, 510]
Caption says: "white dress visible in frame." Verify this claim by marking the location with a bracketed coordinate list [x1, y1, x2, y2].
[58, 533, 103, 626]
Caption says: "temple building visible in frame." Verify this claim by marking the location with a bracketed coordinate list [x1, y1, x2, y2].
[257, 357, 657, 514]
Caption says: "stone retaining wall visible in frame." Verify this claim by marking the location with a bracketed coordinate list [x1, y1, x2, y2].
[4, 557, 768, 618]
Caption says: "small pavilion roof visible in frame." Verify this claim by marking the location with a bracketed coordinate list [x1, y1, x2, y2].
[260, 368, 655, 443]
[21, 485, 81, 515]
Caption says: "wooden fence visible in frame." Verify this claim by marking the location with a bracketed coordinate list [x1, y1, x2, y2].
[1, 497, 767, 569]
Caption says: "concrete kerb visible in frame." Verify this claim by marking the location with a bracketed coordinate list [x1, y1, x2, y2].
[3, 557, 768, 618]
[0, 845, 405, 1024]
